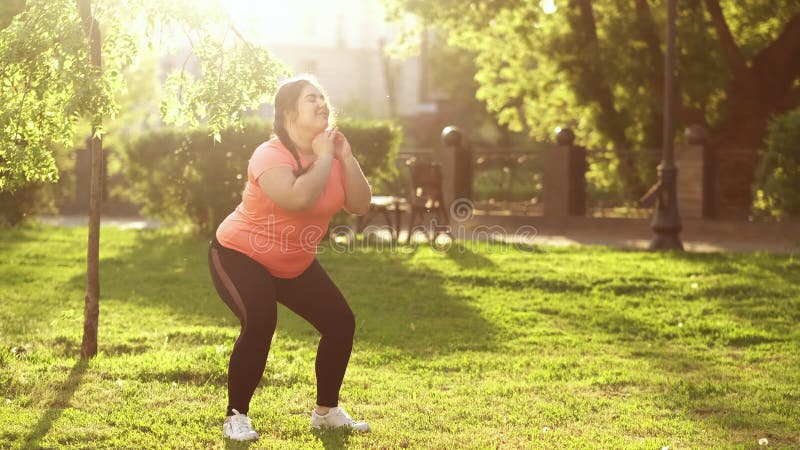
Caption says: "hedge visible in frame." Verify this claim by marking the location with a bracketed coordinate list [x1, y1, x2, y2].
[123, 118, 402, 234]
[753, 107, 800, 219]
[0, 182, 52, 227]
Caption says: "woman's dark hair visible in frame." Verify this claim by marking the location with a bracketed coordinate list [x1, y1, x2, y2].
[272, 75, 331, 176]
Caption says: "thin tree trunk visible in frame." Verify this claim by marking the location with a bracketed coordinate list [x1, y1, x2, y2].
[77, 0, 102, 359]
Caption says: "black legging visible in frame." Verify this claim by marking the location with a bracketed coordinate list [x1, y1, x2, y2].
[207, 236, 356, 416]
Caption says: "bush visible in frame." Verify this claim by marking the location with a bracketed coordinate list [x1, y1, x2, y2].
[329, 118, 403, 232]
[335, 117, 402, 193]
[0, 144, 71, 226]
[753, 108, 800, 219]
[123, 121, 272, 235]
[0, 182, 53, 227]
[124, 118, 403, 234]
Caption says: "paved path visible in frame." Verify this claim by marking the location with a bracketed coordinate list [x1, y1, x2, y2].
[38, 213, 800, 254]
[386, 213, 800, 254]
[461, 214, 800, 254]
[37, 215, 160, 230]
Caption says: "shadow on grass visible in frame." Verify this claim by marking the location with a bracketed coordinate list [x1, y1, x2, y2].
[629, 343, 798, 446]
[223, 437, 257, 449]
[317, 240, 500, 354]
[540, 250, 800, 345]
[64, 229, 236, 328]
[66, 230, 499, 356]
[21, 358, 88, 449]
[543, 250, 799, 444]
[441, 241, 497, 269]
[669, 250, 800, 287]
[310, 427, 352, 450]
[667, 251, 800, 327]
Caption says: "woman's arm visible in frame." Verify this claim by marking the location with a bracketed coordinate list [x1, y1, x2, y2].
[257, 131, 337, 211]
[333, 131, 371, 215]
[340, 154, 372, 215]
[257, 155, 334, 211]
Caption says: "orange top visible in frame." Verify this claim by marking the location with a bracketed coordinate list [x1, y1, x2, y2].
[216, 137, 345, 278]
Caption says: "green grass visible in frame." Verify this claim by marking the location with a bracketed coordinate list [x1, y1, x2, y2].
[1, 224, 798, 449]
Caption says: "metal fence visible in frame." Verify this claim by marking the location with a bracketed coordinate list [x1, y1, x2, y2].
[584, 148, 661, 218]
[393, 146, 663, 218]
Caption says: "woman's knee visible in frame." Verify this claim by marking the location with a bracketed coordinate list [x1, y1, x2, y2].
[317, 301, 355, 341]
[240, 310, 277, 342]
[229, 295, 277, 342]
[335, 307, 356, 340]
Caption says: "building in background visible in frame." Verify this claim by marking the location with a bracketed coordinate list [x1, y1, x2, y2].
[223, 0, 437, 120]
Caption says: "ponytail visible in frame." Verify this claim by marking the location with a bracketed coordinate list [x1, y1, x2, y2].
[273, 113, 307, 176]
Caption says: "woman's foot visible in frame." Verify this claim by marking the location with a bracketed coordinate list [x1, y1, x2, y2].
[223, 409, 259, 441]
[310, 406, 370, 432]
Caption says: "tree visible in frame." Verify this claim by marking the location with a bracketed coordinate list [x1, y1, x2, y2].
[0, 0, 25, 30]
[421, 31, 531, 147]
[0, 0, 287, 358]
[384, 0, 800, 197]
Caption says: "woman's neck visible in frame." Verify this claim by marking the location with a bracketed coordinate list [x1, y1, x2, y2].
[287, 127, 315, 155]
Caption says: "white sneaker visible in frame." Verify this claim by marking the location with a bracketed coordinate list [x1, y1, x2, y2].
[222, 409, 259, 441]
[311, 407, 370, 432]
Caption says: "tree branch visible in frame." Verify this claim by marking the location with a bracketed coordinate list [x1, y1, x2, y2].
[228, 21, 256, 53]
[1, 4, 46, 84]
[703, 0, 748, 79]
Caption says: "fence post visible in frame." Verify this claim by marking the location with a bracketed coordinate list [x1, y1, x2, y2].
[676, 124, 711, 219]
[440, 126, 473, 211]
[543, 128, 586, 217]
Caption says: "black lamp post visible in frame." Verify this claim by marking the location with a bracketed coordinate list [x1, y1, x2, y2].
[642, 0, 683, 250]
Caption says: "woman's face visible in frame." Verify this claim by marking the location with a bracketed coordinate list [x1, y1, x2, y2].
[290, 83, 329, 134]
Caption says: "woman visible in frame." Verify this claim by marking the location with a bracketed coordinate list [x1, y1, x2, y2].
[207, 75, 372, 441]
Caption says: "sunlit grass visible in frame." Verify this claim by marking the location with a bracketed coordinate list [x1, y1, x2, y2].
[1, 224, 798, 448]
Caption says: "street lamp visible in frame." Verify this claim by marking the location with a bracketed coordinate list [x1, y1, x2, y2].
[640, 0, 684, 250]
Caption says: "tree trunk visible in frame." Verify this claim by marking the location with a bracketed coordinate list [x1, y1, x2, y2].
[707, 80, 782, 218]
[702, 8, 800, 217]
[636, 4, 800, 210]
[711, 86, 772, 149]
[77, 0, 102, 359]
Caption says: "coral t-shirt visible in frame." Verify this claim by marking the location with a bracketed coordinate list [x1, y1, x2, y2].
[215, 137, 345, 278]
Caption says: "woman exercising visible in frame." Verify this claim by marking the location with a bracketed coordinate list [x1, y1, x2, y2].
[208, 75, 372, 441]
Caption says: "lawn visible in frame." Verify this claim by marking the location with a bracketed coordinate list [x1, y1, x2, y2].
[0, 224, 798, 449]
